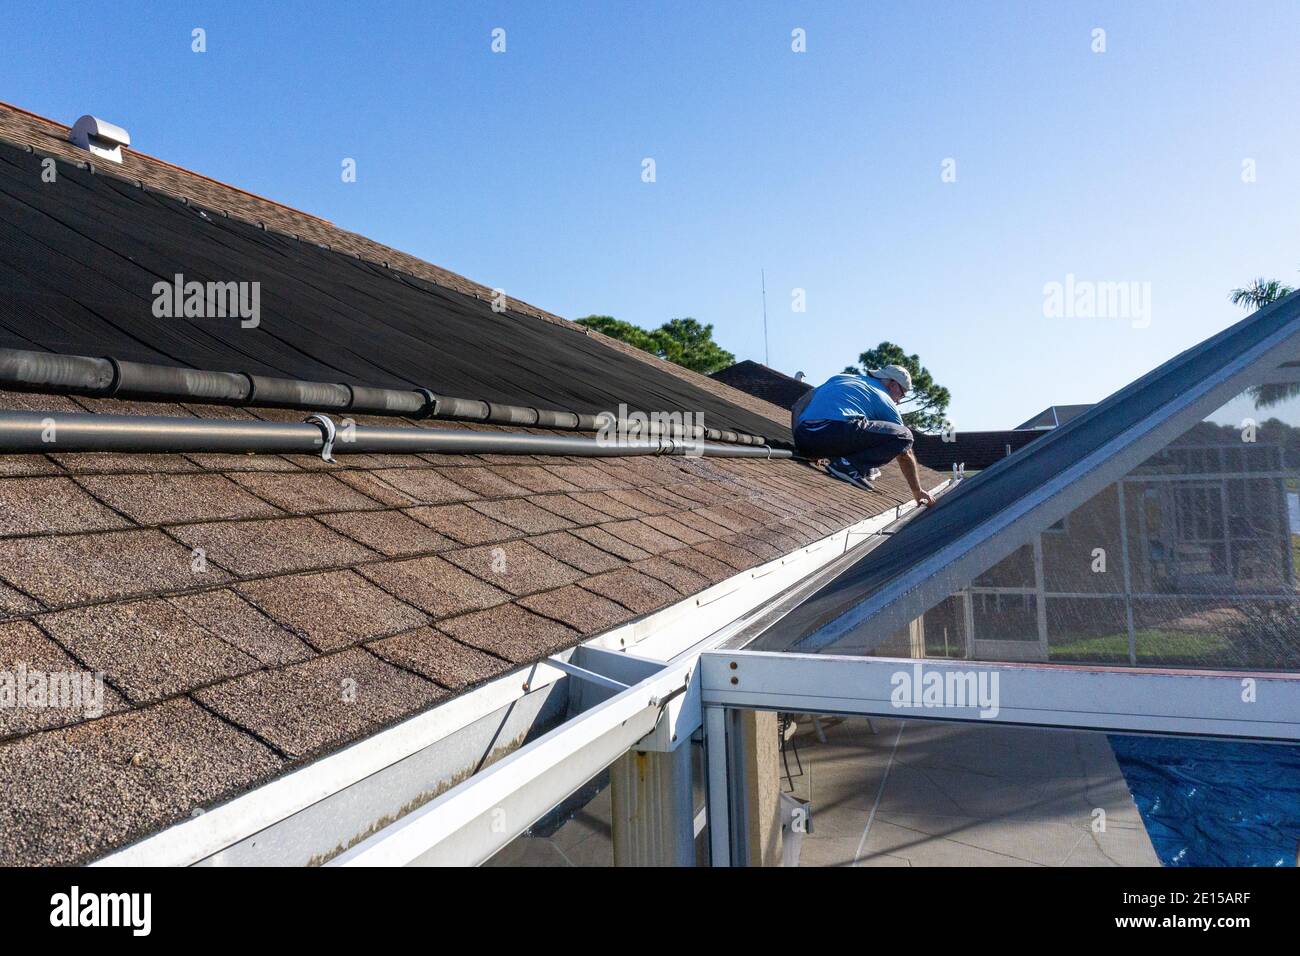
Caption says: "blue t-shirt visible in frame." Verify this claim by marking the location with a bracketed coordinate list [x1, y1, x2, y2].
[797, 374, 902, 426]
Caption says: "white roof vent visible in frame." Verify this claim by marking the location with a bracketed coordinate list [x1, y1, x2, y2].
[68, 115, 131, 164]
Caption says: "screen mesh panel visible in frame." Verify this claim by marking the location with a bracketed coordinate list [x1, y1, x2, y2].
[773, 374, 1300, 673]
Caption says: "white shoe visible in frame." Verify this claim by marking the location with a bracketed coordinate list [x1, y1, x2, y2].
[825, 461, 875, 491]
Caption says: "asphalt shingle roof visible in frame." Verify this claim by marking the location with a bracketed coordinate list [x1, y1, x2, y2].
[0, 101, 943, 864]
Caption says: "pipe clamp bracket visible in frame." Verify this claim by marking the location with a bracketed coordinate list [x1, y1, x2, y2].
[304, 413, 338, 463]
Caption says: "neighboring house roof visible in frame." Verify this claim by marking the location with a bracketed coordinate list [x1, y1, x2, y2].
[753, 289, 1300, 652]
[912, 429, 1045, 472]
[1015, 403, 1094, 430]
[710, 361, 812, 412]
[0, 103, 941, 863]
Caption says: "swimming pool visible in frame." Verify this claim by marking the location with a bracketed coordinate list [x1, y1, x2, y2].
[1109, 735, 1300, 867]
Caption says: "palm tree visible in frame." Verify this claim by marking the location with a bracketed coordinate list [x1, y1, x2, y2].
[1229, 278, 1294, 312]
[1230, 276, 1297, 409]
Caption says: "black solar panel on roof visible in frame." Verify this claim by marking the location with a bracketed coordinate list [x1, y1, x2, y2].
[0, 138, 786, 441]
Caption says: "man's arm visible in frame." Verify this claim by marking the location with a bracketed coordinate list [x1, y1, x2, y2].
[896, 449, 935, 507]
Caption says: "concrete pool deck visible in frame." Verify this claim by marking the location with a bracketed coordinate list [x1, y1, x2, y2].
[786, 716, 1161, 867]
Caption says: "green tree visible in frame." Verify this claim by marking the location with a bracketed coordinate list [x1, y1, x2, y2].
[573, 315, 661, 355]
[654, 317, 735, 374]
[1230, 276, 1297, 410]
[843, 341, 951, 432]
[576, 315, 735, 374]
[1230, 278, 1294, 313]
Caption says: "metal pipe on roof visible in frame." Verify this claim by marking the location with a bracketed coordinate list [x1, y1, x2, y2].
[0, 409, 791, 459]
[0, 347, 777, 447]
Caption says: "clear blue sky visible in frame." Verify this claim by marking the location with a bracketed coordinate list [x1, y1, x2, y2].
[4, 1, 1297, 429]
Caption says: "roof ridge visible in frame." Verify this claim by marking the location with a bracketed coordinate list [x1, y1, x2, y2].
[0, 99, 334, 226]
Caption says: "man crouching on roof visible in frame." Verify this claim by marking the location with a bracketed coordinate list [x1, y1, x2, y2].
[791, 364, 934, 506]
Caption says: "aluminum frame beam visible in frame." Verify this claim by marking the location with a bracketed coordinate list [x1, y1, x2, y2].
[700, 650, 1300, 741]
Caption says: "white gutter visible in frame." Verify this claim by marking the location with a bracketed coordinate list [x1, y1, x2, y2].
[95, 481, 949, 867]
[329, 486, 949, 867]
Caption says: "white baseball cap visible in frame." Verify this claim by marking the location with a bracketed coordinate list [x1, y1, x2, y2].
[869, 364, 913, 394]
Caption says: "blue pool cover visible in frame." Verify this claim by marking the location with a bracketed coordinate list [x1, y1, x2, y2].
[1109, 735, 1300, 867]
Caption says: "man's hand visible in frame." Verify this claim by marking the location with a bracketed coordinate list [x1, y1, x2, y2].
[897, 450, 934, 508]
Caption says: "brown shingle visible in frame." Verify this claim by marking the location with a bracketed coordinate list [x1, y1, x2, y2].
[517, 586, 633, 635]
[0, 529, 220, 606]
[640, 513, 714, 545]
[568, 491, 644, 520]
[662, 547, 734, 586]
[236, 570, 428, 652]
[0, 454, 61, 479]
[228, 472, 381, 514]
[318, 509, 454, 557]
[41, 599, 260, 704]
[70, 396, 195, 417]
[726, 533, 782, 561]
[46, 452, 203, 475]
[724, 500, 776, 524]
[434, 467, 529, 499]
[436, 604, 578, 662]
[0, 697, 284, 866]
[0, 581, 40, 617]
[76, 473, 281, 525]
[692, 506, 754, 533]
[668, 509, 737, 538]
[443, 540, 584, 596]
[183, 452, 301, 472]
[639, 485, 702, 510]
[165, 589, 314, 666]
[169, 517, 374, 577]
[602, 488, 674, 516]
[599, 519, 686, 555]
[368, 468, 478, 505]
[527, 531, 626, 574]
[542, 465, 619, 490]
[405, 503, 517, 545]
[192, 647, 443, 759]
[490, 466, 579, 493]
[529, 494, 616, 526]
[467, 498, 574, 534]
[367, 627, 510, 689]
[660, 482, 723, 506]
[570, 525, 652, 562]
[694, 538, 762, 571]
[0, 477, 129, 536]
[580, 568, 681, 615]
[601, 459, 665, 488]
[751, 524, 807, 551]
[0, 620, 127, 736]
[333, 470, 419, 506]
[0, 390, 81, 413]
[631, 556, 711, 595]
[358, 555, 508, 619]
